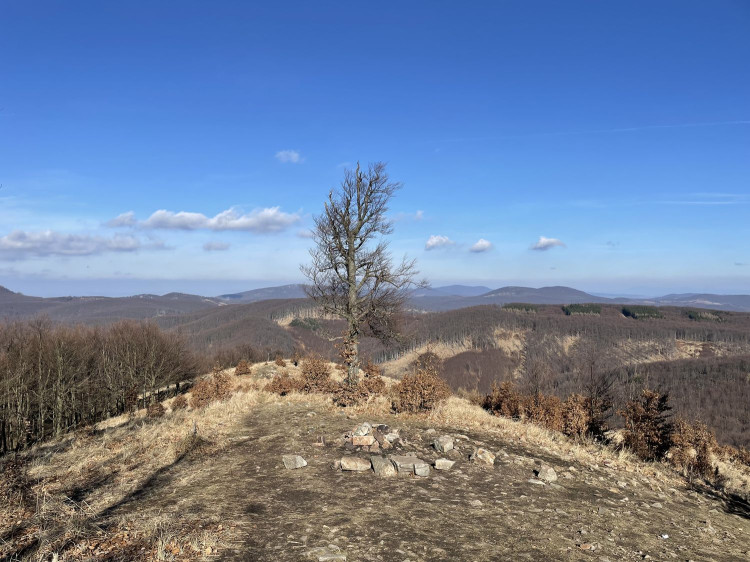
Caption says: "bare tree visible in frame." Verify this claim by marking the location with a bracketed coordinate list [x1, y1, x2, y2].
[301, 162, 423, 385]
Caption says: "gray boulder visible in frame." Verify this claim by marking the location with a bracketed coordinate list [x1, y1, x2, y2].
[282, 455, 307, 469]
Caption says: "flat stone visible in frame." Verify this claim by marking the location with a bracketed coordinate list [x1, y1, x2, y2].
[390, 454, 423, 474]
[353, 422, 372, 436]
[384, 432, 400, 443]
[536, 465, 557, 482]
[471, 448, 496, 465]
[340, 457, 372, 472]
[414, 461, 430, 477]
[371, 456, 397, 477]
[282, 455, 307, 469]
[528, 478, 546, 485]
[434, 458, 456, 470]
[352, 435, 376, 447]
[425, 428, 437, 435]
[433, 435, 454, 453]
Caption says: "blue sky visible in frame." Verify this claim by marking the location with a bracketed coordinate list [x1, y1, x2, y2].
[1, 1, 748, 297]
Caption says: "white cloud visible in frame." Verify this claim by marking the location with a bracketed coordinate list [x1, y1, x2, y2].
[140, 207, 300, 233]
[415, 210, 424, 220]
[469, 238, 493, 253]
[296, 229, 315, 239]
[105, 211, 137, 228]
[275, 150, 303, 164]
[425, 235, 454, 250]
[0, 230, 149, 259]
[531, 236, 566, 251]
[203, 241, 230, 252]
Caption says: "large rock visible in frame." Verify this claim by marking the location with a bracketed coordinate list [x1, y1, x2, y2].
[434, 458, 456, 471]
[353, 422, 372, 436]
[352, 435, 376, 447]
[471, 448, 496, 465]
[390, 454, 429, 476]
[433, 435, 454, 453]
[282, 455, 307, 469]
[536, 464, 557, 482]
[340, 456, 372, 472]
[371, 456, 397, 477]
[414, 460, 430, 477]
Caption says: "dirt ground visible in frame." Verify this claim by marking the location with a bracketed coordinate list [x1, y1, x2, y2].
[101, 400, 750, 562]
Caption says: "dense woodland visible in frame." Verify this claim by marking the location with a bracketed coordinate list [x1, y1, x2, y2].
[0, 319, 195, 454]
[1, 300, 749, 453]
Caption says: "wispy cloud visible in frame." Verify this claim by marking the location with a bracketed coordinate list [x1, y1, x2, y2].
[736, 262, 746, 267]
[425, 235, 454, 250]
[275, 149, 303, 164]
[531, 236, 566, 251]
[296, 229, 315, 239]
[0, 230, 157, 259]
[137, 207, 300, 233]
[469, 238, 492, 253]
[394, 210, 425, 222]
[203, 241, 230, 252]
[105, 211, 136, 227]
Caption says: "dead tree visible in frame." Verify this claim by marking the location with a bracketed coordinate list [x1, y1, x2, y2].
[301, 162, 423, 385]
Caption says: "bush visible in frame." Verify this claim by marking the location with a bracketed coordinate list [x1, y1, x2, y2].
[392, 362, 451, 414]
[0, 458, 31, 506]
[482, 381, 524, 419]
[147, 401, 166, 419]
[300, 355, 335, 393]
[275, 355, 287, 367]
[622, 305, 661, 319]
[360, 360, 386, 394]
[562, 304, 601, 316]
[621, 389, 672, 461]
[265, 371, 303, 396]
[234, 360, 252, 376]
[561, 394, 590, 438]
[527, 394, 563, 432]
[171, 394, 188, 411]
[190, 371, 233, 409]
[668, 419, 716, 480]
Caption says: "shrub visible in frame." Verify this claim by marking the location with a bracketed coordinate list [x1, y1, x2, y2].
[392, 363, 451, 414]
[274, 355, 287, 367]
[502, 303, 538, 313]
[234, 360, 252, 376]
[265, 371, 303, 396]
[0, 458, 31, 506]
[190, 371, 233, 409]
[561, 394, 590, 438]
[300, 355, 335, 393]
[668, 419, 716, 480]
[171, 394, 188, 411]
[332, 382, 369, 407]
[147, 401, 166, 419]
[360, 360, 386, 395]
[621, 389, 672, 461]
[482, 381, 524, 419]
[528, 394, 564, 432]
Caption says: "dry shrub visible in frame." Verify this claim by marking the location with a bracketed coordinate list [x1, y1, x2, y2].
[332, 383, 369, 407]
[669, 418, 717, 480]
[0, 458, 31, 506]
[392, 362, 451, 414]
[360, 360, 386, 394]
[300, 355, 335, 393]
[528, 394, 564, 433]
[562, 394, 590, 438]
[171, 394, 188, 411]
[189, 371, 233, 409]
[234, 360, 252, 376]
[482, 381, 524, 419]
[147, 401, 166, 419]
[274, 355, 287, 367]
[717, 445, 750, 467]
[265, 371, 303, 396]
[621, 389, 672, 462]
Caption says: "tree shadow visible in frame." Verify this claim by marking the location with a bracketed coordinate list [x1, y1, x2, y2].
[689, 480, 750, 520]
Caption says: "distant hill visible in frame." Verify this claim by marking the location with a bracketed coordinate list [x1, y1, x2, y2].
[411, 285, 492, 298]
[217, 284, 307, 303]
[650, 293, 750, 311]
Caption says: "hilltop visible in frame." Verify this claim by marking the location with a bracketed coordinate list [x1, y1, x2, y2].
[2, 361, 748, 561]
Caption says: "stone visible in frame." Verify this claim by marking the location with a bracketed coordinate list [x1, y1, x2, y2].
[374, 424, 390, 434]
[282, 455, 307, 469]
[434, 458, 455, 470]
[390, 454, 425, 474]
[425, 428, 437, 435]
[352, 435, 376, 447]
[371, 456, 397, 477]
[384, 432, 400, 443]
[471, 448, 496, 465]
[536, 464, 557, 482]
[469, 499, 483, 507]
[353, 422, 372, 436]
[414, 461, 430, 477]
[433, 435, 454, 453]
[340, 457, 372, 472]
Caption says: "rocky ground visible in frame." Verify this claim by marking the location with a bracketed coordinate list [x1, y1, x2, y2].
[106, 399, 750, 561]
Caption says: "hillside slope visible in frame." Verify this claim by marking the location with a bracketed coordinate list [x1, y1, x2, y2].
[2, 365, 748, 561]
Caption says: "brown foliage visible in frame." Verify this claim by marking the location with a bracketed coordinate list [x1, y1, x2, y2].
[146, 401, 166, 419]
[0, 458, 31, 506]
[189, 371, 233, 409]
[265, 371, 303, 396]
[234, 360, 252, 376]
[669, 419, 717, 479]
[392, 361, 451, 414]
[300, 355, 335, 393]
[621, 389, 673, 461]
[171, 394, 188, 411]
[274, 355, 287, 367]
[562, 394, 590, 438]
